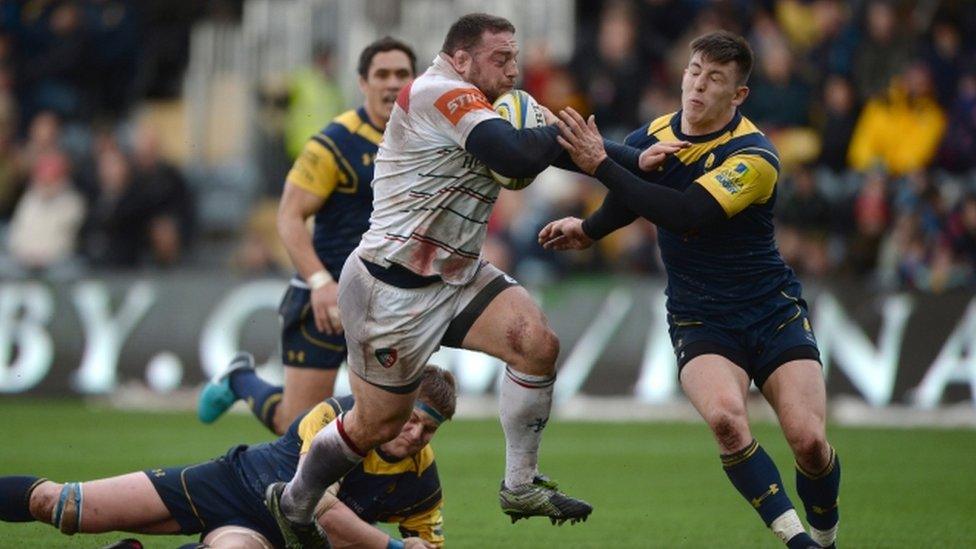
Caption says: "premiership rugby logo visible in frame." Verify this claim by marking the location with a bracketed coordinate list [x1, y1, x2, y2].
[375, 348, 398, 368]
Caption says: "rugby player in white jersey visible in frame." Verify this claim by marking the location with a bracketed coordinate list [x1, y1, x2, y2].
[263, 13, 592, 548]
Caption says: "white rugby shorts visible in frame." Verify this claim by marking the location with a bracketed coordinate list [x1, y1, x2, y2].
[338, 250, 517, 392]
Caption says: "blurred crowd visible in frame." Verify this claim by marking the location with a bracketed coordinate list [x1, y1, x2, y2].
[1, 0, 975, 295]
[499, 0, 976, 293]
[0, 0, 236, 276]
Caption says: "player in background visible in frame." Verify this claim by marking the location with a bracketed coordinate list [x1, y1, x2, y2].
[0, 366, 455, 549]
[198, 37, 417, 435]
[265, 12, 592, 548]
[540, 31, 839, 549]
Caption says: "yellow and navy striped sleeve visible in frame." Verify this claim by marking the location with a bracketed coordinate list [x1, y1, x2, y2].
[696, 150, 778, 217]
[398, 503, 445, 547]
[285, 137, 340, 199]
[297, 402, 339, 454]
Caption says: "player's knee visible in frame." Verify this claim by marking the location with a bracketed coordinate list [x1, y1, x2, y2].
[515, 322, 560, 371]
[707, 410, 750, 452]
[790, 432, 829, 470]
[28, 481, 58, 523]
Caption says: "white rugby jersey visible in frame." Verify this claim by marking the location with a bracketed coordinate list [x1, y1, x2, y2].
[357, 55, 502, 285]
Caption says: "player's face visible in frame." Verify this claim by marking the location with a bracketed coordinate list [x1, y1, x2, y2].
[465, 31, 519, 102]
[681, 52, 748, 130]
[379, 407, 440, 459]
[360, 49, 414, 127]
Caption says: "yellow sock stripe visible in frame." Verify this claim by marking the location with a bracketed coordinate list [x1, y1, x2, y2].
[721, 439, 760, 468]
[796, 446, 836, 480]
[812, 498, 840, 515]
[259, 393, 284, 425]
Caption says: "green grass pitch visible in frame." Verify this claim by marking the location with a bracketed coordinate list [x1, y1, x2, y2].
[1, 399, 974, 548]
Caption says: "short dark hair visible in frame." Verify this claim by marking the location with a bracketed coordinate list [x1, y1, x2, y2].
[358, 36, 417, 79]
[441, 13, 516, 55]
[690, 30, 754, 84]
[418, 365, 458, 421]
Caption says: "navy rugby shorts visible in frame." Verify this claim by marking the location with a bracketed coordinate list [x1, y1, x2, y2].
[279, 284, 346, 370]
[668, 281, 821, 388]
[144, 449, 284, 547]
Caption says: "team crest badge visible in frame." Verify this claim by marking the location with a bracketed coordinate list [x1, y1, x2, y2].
[375, 348, 398, 368]
[704, 152, 715, 169]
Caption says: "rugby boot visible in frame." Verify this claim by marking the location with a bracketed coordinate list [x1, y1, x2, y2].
[100, 540, 143, 549]
[197, 351, 255, 424]
[499, 474, 593, 525]
[265, 482, 330, 549]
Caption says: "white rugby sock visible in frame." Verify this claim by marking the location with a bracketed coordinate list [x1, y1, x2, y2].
[281, 416, 364, 523]
[499, 366, 555, 489]
[770, 509, 807, 545]
[811, 523, 838, 547]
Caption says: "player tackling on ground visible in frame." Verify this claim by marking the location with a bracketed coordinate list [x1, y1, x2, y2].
[540, 31, 840, 549]
[265, 13, 591, 548]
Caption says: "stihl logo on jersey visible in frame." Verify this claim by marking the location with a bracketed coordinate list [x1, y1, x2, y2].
[435, 88, 492, 126]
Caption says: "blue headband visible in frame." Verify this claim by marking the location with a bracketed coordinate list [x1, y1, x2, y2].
[415, 401, 446, 424]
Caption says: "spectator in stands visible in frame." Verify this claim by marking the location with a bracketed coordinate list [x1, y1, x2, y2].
[743, 41, 812, 129]
[18, 1, 87, 122]
[522, 42, 588, 116]
[82, 146, 149, 268]
[131, 120, 194, 266]
[847, 169, 890, 275]
[776, 165, 833, 276]
[571, 0, 643, 140]
[922, 18, 965, 108]
[852, 0, 913, 101]
[793, 0, 859, 79]
[4, 150, 85, 275]
[816, 74, 859, 174]
[935, 72, 976, 173]
[848, 62, 946, 176]
[83, 0, 140, 118]
[284, 42, 344, 160]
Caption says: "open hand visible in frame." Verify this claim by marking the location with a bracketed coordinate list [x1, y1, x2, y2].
[555, 108, 606, 175]
[638, 140, 691, 172]
[538, 216, 594, 251]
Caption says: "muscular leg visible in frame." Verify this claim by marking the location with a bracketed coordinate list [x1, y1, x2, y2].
[681, 355, 813, 548]
[270, 367, 340, 435]
[763, 359, 840, 547]
[679, 355, 752, 453]
[29, 473, 179, 534]
[280, 373, 417, 523]
[761, 359, 830, 472]
[462, 285, 559, 488]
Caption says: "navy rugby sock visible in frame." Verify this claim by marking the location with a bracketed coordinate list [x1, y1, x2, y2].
[796, 446, 841, 531]
[0, 476, 44, 522]
[229, 369, 282, 432]
[723, 440, 815, 546]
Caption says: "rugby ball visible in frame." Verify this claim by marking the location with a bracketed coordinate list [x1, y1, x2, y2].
[491, 90, 547, 190]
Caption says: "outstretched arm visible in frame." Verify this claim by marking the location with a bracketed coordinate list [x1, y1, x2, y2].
[554, 108, 726, 234]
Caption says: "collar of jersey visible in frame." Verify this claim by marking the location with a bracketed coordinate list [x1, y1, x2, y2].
[356, 105, 383, 134]
[670, 108, 742, 143]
